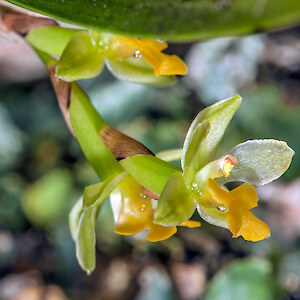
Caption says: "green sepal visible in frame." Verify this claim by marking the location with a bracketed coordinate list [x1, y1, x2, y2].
[76, 206, 97, 275]
[218, 139, 295, 186]
[69, 83, 122, 180]
[83, 172, 128, 208]
[26, 25, 79, 57]
[105, 58, 176, 86]
[197, 204, 228, 229]
[120, 155, 181, 195]
[56, 31, 104, 81]
[69, 197, 83, 241]
[182, 121, 210, 186]
[154, 172, 196, 226]
[182, 95, 242, 173]
[156, 149, 182, 162]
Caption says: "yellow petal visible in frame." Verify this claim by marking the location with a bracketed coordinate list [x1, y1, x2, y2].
[205, 179, 270, 242]
[180, 220, 201, 228]
[241, 212, 270, 242]
[112, 177, 152, 236]
[111, 36, 187, 76]
[111, 177, 189, 241]
[205, 178, 231, 206]
[229, 182, 259, 210]
[147, 223, 177, 242]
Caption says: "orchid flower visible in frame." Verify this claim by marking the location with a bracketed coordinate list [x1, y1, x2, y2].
[69, 93, 293, 274]
[120, 95, 294, 242]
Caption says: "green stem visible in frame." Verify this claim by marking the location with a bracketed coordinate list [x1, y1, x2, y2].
[69, 83, 122, 179]
[32, 48, 121, 180]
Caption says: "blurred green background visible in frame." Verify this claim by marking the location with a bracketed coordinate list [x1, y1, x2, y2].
[0, 24, 300, 300]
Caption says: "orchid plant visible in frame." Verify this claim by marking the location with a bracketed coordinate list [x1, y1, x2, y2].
[21, 24, 294, 275]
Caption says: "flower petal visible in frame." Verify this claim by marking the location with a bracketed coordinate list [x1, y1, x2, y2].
[111, 36, 187, 76]
[193, 155, 238, 194]
[56, 31, 104, 81]
[147, 223, 177, 242]
[205, 179, 270, 242]
[110, 177, 151, 235]
[180, 220, 201, 228]
[105, 58, 176, 85]
[181, 95, 242, 178]
[219, 139, 294, 186]
[154, 171, 197, 226]
[240, 213, 270, 242]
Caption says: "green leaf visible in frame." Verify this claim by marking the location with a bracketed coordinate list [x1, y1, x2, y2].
[83, 172, 128, 208]
[182, 95, 242, 173]
[119, 155, 181, 195]
[154, 172, 196, 226]
[9, 0, 300, 41]
[219, 139, 295, 186]
[69, 197, 83, 241]
[204, 259, 274, 300]
[69, 83, 122, 180]
[26, 25, 79, 57]
[105, 58, 176, 86]
[56, 31, 104, 81]
[76, 206, 97, 275]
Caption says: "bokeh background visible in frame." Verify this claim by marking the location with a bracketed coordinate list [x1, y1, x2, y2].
[0, 18, 300, 300]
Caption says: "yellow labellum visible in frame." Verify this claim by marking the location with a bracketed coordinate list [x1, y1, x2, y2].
[205, 179, 270, 242]
[112, 36, 188, 76]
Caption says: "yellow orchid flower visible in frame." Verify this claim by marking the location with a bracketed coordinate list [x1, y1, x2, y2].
[193, 154, 270, 242]
[110, 176, 200, 242]
[205, 179, 270, 242]
[110, 35, 188, 76]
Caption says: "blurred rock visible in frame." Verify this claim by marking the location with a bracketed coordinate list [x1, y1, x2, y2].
[136, 265, 174, 300]
[257, 179, 300, 242]
[14, 284, 69, 300]
[0, 273, 40, 300]
[170, 262, 206, 300]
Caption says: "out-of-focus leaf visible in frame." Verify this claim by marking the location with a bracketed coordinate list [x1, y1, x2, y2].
[120, 155, 180, 195]
[56, 31, 104, 81]
[105, 58, 176, 86]
[69, 83, 122, 180]
[76, 206, 97, 275]
[8, 0, 300, 41]
[219, 139, 295, 186]
[154, 172, 196, 226]
[182, 95, 241, 177]
[204, 259, 274, 300]
[69, 197, 83, 241]
[83, 172, 127, 208]
[22, 169, 72, 227]
[26, 25, 79, 57]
